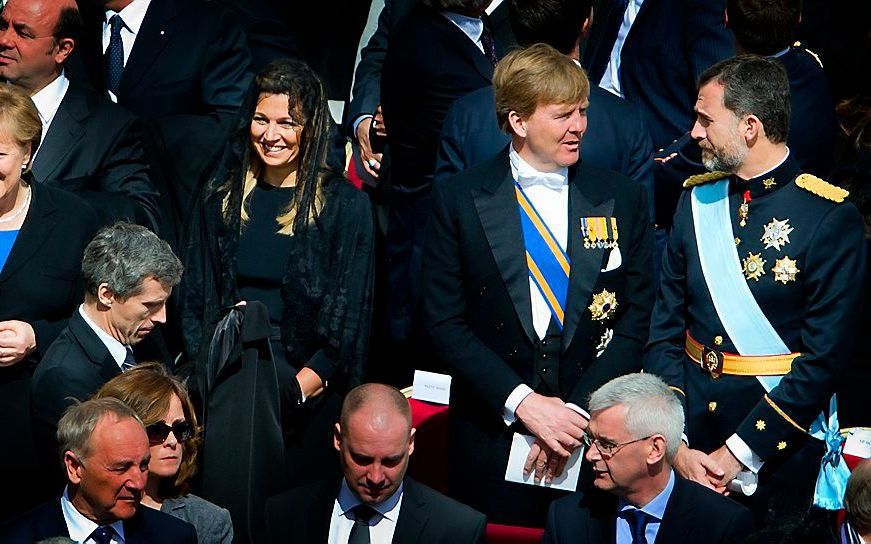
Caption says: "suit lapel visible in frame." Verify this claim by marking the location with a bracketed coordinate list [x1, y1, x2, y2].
[118, 0, 179, 97]
[0, 183, 59, 281]
[432, 9, 494, 82]
[68, 312, 123, 382]
[472, 156, 537, 343]
[32, 86, 87, 182]
[654, 477, 694, 543]
[562, 164, 613, 352]
[393, 480, 427, 544]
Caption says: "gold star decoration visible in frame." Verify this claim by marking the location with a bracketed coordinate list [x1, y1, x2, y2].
[761, 218, 794, 250]
[762, 177, 777, 189]
[777, 441, 788, 451]
[742, 252, 766, 281]
[773, 257, 800, 284]
[756, 419, 766, 431]
[588, 289, 618, 321]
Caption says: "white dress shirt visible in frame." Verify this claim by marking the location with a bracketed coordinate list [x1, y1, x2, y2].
[61, 487, 126, 544]
[78, 305, 128, 370]
[30, 71, 70, 154]
[328, 480, 404, 544]
[101, 0, 152, 102]
[440, 11, 485, 54]
[599, 0, 645, 97]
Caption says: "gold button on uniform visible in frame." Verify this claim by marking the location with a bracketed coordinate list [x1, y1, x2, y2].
[713, 336, 723, 346]
[708, 401, 717, 412]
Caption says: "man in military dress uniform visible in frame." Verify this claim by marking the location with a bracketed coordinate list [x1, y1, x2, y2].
[422, 44, 654, 527]
[644, 54, 867, 528]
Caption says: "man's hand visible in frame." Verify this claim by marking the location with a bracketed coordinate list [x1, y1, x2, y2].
[673, 442, 726, 491]
[0, 320, 36, 367]
[708, 444, 743, 493]
[356, 106, 386, 178]
[516, 393, 587, 482]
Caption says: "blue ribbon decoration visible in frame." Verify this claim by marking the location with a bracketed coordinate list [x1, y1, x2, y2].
[811, 395, 851, 510]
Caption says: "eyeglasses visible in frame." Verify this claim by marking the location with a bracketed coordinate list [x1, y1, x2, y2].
[145, 421, 193, 445]
[581, 433, 652, 458]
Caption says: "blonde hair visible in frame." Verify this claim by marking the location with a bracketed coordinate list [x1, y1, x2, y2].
[494, 43, 590, 133]
[0, 85, 42, 162]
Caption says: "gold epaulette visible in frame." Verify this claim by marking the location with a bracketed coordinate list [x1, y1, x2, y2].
[795, 173, 848, 203]
[682, 171, 730, 188]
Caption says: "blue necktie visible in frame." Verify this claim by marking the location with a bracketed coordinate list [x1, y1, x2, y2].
[121, 345, 136, 371]
[621, 509, 652, 544]
[105, 14, 125, 94]
[584, 0, 631, 85]
[89, 525, 115, 544]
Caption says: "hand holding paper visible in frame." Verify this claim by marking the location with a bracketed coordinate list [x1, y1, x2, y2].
[506, 433, 584, 491]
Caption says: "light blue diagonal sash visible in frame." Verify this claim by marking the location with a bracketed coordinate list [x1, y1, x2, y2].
[515, 182, 570, 329]
[690, 180, 845, 509]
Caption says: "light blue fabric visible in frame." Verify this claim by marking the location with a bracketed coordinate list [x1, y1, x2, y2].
[616, 470, 674, 544]
[811, 396, 851, 509]
[0, 229, 20, 273]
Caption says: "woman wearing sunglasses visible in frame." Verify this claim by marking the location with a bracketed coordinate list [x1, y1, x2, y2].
[94, 362, 233, 544]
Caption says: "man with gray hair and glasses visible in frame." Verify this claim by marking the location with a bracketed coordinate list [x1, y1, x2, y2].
[0, 398, 196, 542]
[544, 373, 752, 544]
[31, 223, 182, 495]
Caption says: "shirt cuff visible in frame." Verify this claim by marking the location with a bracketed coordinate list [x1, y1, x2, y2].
[564, 403, 590, 420]
[681, 433, 689, 446]
[726, 433, 764, 474]
[503, 384, 534, 426]
[352, 114, 373, 139]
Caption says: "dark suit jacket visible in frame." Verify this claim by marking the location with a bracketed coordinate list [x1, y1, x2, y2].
[263, 478, 486, 543]
[435, 84, 654, 220]
[69, 0, 252, 227]
[583, 0, 733, 149]
[0, 498, 198, 543]
[422, 150, 654, 524]
[381, 4, 497, 190]
[33, 82, 160, 231]
[543, 476, 754, 543]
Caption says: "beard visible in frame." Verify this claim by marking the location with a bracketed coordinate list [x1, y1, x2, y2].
[700, 134, 748, 173]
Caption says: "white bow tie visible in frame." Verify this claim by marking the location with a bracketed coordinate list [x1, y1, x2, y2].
[516, 171, 567, 191]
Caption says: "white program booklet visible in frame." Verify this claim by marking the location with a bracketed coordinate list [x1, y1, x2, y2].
[504, 433, 584, 491]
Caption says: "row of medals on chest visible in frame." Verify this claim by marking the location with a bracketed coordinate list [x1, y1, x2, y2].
[737, 188, 799, 284]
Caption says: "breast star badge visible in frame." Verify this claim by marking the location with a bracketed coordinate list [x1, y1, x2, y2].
[761, 218, 793, 250]
[773, 257, 800, 284]
[742, 252, 766, 281]
[588, 289, 618, 321]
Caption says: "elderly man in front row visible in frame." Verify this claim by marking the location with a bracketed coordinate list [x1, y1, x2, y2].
[544, 373, 753, 543]
[31, 223, 183, 491]
[422, 43, 654, 526]
[0, 398, 196, 542]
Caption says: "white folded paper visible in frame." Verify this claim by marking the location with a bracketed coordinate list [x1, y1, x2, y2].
[411, 370, 452, 405]
[727, 470, 758, 496]
[844, 428, 871, 459]
[504, 433, 584, 491]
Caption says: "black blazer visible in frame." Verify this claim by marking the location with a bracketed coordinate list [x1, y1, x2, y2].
[380, 3, 496, 190]
[262, 478, 486, 543]
[543, 476, 754, 543]
[583, 0, 733, 149]
[435, 84, 654, 220]
[0, 498, 198, 543]
[32, 82, 160, 231]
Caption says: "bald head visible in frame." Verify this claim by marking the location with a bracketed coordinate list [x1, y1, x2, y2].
[339, 383, 412, 436]
[0, 0, 82, 94]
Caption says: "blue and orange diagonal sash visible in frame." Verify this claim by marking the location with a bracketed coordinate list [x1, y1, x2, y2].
[515, 183, 571, 328]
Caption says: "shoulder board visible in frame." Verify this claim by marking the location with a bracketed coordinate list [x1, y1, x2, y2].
[795, 173, 848, 203]
[683, 171, 730, 188]
[793, 41, 824, 68]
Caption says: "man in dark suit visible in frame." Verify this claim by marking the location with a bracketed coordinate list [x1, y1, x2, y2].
[0, 398, 197, 543]
[543, 373, 753, 543]
[263, 383, 486, 543]
[422, 44, 654, 526]
[0, 0, 160, 231]
[582, 0, 733, 150]
[435, 0, 654, 215]
[31, 223, 183, 495]
[726, 0, 837, 177]
[67, 0, 252, 236]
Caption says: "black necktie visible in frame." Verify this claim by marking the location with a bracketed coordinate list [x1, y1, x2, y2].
[584, 0, 631, 84]
[347, 504, 377, 544]
[621, 509, 653, 544]
[105, 14, 125, 94]
[121, 345, 136, 371]
[480, 16, 498, 66]
[89, 525, 115, 544]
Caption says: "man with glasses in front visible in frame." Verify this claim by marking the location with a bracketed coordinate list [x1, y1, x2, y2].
[543, 373, 753, 544]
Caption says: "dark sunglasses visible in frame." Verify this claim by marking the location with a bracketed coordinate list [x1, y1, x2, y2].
[145, 421, 193, 445]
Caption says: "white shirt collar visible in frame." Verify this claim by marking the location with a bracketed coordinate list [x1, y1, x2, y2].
[509, 144, 569, 189]
[440, 11, 484, 46]
[78, 304, 129, 369]
[336, 479, 404, 523]
[61, 487, 126, 543]
[105, 0, 151, 36]
[485, 0, 504, 15]
[30, 71, 70, 131]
